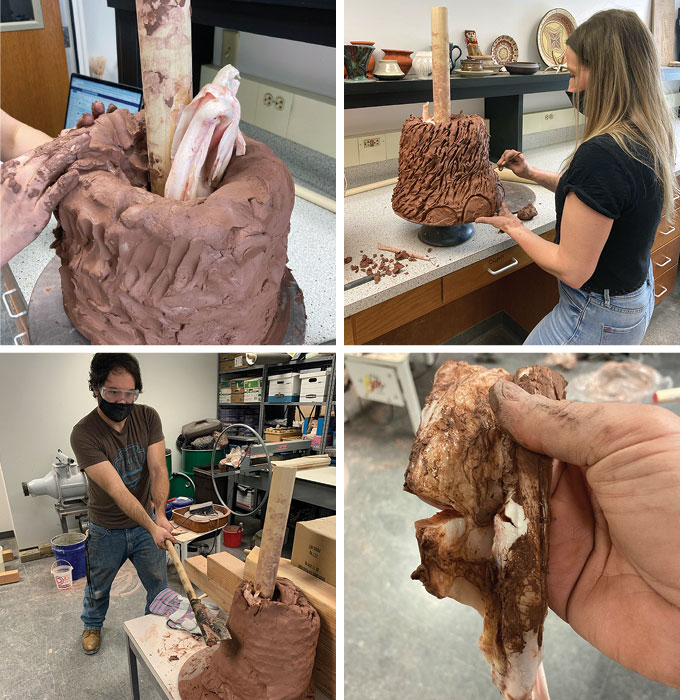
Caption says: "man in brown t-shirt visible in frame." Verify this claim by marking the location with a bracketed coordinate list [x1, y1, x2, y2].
[71, 353, 177, 655]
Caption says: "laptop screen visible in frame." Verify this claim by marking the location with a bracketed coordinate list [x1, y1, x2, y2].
[64, 74, 143, 130]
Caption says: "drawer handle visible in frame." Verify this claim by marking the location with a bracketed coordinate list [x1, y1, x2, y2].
[487, 257, 519, 276]
[655, 255, 673, 268]
[674, 194, 680, 201]
[2, 289, 26, 319]
[13, 332, 27, 345]
[659, 226, 676, 236]
[654, 285, 668, 299]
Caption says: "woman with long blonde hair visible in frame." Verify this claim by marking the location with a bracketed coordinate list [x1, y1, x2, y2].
[477, 9, 677, 345]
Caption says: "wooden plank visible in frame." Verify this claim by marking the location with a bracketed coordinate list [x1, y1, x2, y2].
[205, 552, 246, 599]
[184, 555, 237, 612]
[270, 455, 331, 470]
[352, 278, 442, 343]
[0, 570, 20, 585]
[2, 549, 14, 563]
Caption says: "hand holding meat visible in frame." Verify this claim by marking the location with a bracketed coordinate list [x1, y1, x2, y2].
[490, 380, 680, 691]
[0, 131, 89, 266]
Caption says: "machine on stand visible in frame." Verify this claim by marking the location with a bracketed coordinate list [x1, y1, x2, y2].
[22, 450, 89, 533]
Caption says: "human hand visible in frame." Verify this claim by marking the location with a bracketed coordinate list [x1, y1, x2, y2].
[475, 202, 527, 239]
[151, 523, 178, 549]
[496, 149, 532, 179]
[489, 380, 680, 691]
[155, 514, 176, 535]
[58, 102, 118, 136]
[0, 131, 90, 266]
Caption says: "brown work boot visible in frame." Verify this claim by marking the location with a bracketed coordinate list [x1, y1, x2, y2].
[82, 629, 101, 655]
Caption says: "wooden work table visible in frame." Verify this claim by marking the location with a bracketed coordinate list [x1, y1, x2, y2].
[344, 138, 680, 345]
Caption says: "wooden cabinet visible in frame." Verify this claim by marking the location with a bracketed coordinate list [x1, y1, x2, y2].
[654, 263, 678, 305]
[346, 230, 556, 344]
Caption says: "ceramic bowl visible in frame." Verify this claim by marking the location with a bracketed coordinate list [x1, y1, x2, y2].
[460, 58, 483, 71]
[505, 61, 540, 75]
[373, 59, 405, 80]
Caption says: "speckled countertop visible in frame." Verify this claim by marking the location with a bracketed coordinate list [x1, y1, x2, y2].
[344, 119, 680, 318]
[7, 124, 336, 345]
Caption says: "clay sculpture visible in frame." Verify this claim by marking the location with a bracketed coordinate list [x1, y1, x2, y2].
[178, 579, 320, 700]
[53, 107, 297, 344]
[404, 361, 567, 700]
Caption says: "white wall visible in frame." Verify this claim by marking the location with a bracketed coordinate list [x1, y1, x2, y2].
[344, 0, 672, 135]
[214, 29, 335, 99]
[0, 353, 217, 550]
[73, 0, 118, 82]
[0, 462, 14, 533]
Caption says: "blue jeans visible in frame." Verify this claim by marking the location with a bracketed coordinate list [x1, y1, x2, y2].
[524, 260, 655, 345]
[81, 521, 167, 630]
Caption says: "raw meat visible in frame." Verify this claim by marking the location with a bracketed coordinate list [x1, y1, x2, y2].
[404, 361, 567, 700]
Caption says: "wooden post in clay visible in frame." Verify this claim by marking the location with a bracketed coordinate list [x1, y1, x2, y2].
[135, 0, 193, 195]
[255, 463, 298, 599]
[430, 6, 451, 123]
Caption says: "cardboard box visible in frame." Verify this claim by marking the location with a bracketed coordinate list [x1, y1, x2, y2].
[244, 377, 262, 390]
[267, 372, 301, 401]
[300, 369, 330, 403]
[291, 516, 336, 586]
[230, 379, 245, 391]
[244, 391, 261, 403]
[219, 354, 248, 371]
[230, 393, 244, 403]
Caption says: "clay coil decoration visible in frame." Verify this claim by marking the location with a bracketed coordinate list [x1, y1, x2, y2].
[53, 109, 297, 344]
[391, 113, 503, 226]
[178, 578, 320, 700]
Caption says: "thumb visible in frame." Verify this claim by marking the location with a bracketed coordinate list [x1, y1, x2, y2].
[488, 379, 666, 468]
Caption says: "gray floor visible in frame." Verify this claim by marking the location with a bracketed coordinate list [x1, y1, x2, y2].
[344, 353, 680, 700]
[0, 521, 265, 700]
[643, 282, 680, 344]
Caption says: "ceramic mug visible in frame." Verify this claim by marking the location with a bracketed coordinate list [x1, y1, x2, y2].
[450, 44, 462, 72]
[413, 50, 433, 79]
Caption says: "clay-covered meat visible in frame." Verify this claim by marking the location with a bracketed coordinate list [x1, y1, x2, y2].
[405, 361, 567, 700]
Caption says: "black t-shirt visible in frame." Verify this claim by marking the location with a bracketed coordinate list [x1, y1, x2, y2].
[555, 134, 663, 290]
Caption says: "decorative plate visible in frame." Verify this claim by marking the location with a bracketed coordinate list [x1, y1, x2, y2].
[491, 35, 519, 65]
[453, 68, 495, 77]
[537, 8, 577, 67]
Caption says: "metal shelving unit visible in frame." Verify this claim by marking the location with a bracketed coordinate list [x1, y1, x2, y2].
[217, 355, 337, 453]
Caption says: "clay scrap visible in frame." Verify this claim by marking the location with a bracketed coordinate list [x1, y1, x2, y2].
[53, 108, 298, 344]
[404, 361, 567, 700]
[517, 203, 538, 221]
[178, 578, 320, 700]
[392, 113, 503, 226]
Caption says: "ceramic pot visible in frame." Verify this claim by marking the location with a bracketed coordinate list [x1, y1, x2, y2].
[350, 41, 375, 77]
[460, 58, 483, 71]
[412, 50, 433, 79]
[344, 44, 375, 81]
[374, 59, 405, 80]
[381, 49, 413, 75]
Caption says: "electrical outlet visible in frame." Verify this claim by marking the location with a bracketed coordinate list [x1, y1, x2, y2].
[274, 96, 285, 111]
[254, 84, 294, 137]
[362, 137, 381, 148]
[221, 29, 239, 66]
[358, 133, 386, 164]
[263, 92, 273, 106]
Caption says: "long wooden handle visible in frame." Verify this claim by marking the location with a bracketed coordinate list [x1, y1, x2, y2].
[166, 540, 197, 600]
[431, 6, 450, 123]
[135, 0, 192, 195]
[255, 463, 298, 598]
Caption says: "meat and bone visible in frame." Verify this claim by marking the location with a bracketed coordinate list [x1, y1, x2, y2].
[404, 362, 567, 700]
[165, 65, 247, 201]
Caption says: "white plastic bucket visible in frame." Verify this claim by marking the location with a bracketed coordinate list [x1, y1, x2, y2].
[51, 559, 73, 589]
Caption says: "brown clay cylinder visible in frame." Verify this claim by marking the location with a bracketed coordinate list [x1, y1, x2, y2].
[135, 0, 192, 195]
[255, 463, 298, 599]
[431, 6, 451, 123]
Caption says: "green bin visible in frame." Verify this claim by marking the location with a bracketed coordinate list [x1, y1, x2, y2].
[165, 448, 172, 477]
[168, 473, 195, 499]
[182, 447, 225, 476]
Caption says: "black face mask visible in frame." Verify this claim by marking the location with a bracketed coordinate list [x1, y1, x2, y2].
[567, 89, 586, 115]
[98, 397, 134, 422]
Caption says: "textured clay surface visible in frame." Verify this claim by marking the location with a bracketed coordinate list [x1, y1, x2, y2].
[392, 114, 504, 226]
[178, 579, 320, 700]
[404, 361, 567, 700]
[53, 109, 296, 344]
[517, 203, 538, 221]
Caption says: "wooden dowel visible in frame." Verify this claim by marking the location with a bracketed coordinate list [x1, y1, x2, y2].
[378, 243, 430, 261]
[135, 0, 192, 195]
[431, 6, 450, 123]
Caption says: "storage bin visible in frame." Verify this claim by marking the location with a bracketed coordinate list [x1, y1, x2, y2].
[300, 369, 330, 403]
[267, 372, 301, 402]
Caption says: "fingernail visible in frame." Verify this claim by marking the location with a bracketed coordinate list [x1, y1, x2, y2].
[499, 381, 524, 401]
